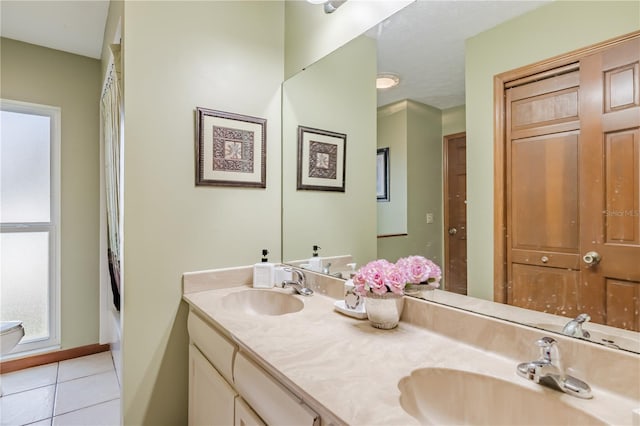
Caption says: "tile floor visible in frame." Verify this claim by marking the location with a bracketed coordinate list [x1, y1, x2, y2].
[0, 351, 120, 426]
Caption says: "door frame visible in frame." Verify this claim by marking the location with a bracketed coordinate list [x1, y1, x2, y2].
[443, 131, 466, 292]
[493, 30, 640, 303]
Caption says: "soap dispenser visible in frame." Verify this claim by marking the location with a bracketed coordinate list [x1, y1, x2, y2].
[308, 245, 323, 273]
[253, 249, 275, 289]
[346, 262, 357, 279]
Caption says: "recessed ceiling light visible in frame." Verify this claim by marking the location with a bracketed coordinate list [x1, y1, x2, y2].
[376, 73, 400, 89]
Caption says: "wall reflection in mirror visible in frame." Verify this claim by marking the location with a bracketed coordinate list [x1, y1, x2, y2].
[282, 1, 640, 353]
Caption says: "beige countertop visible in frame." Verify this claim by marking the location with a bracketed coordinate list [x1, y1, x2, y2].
[182, 276, 640, 426]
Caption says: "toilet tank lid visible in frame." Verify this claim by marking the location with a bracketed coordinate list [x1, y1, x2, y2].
[1, 321, 23, 334]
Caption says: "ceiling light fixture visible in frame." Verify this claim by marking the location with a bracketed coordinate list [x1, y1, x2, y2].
[306, 0, 347, 14]
[376, 73, 400, 89]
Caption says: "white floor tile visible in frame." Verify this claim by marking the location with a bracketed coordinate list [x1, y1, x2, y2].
[52, 399, 120, 426]
[54, 371, 120, 416]
[1, 363, 58, 396]
[0, 385, 55, 426]
[25, 419, 52, 426]
[57, 352, 114, 383]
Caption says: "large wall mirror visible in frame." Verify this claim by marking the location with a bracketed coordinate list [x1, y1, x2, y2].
[282, 1, 640, 354]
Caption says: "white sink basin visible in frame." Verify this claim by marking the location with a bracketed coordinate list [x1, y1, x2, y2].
[221, 290, 303, 316]
[398, 367, 604, 425]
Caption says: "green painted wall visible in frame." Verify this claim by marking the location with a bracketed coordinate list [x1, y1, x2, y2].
[377, 101, 408, 236]
[282, 35, 378, 267]
[0, 38, 101, 350]
[465, 0, 640, 300]
[442, 105, 466, 137]
[122, 2, 284, 424]
[377, 100, 443, 264]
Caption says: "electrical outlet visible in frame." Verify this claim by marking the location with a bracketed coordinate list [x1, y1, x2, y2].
[426, 213, 434, 224]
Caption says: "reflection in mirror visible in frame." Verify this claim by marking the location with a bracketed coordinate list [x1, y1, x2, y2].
[282, 35, 378, 268]
[281, 1, 640, 353]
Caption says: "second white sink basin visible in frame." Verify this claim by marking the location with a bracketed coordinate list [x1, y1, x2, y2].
[398, 367, 604, 425]
[221, 289, 303, 316]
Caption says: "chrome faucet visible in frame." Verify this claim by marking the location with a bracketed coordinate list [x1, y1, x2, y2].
[283, 268, 314, 296]
[517, 337, 592, 399]
[562, 313, 591, 338]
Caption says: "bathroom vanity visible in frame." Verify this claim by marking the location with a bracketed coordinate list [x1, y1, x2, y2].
[182, 266, 640, 425]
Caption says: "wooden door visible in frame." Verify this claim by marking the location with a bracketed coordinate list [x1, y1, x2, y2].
[580, 38, 640, 330]
[506, 70, 582, 317]
[505, 36, 640, 331]
[444, 132, 467, 295]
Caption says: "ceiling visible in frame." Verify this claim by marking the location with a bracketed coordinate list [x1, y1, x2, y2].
[0, 0, 109, 59]
[369, 0, 549, 109]
[0, 0, 547, 108]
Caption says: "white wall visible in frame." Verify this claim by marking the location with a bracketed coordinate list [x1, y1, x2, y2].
[122, 2, 283, 423]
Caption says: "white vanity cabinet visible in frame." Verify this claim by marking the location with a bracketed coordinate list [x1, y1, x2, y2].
[234, 396, 266, 426]
[234, 352, 319, 426]
[187, 310, 320, 426]
[188, 311, 238, 426]
[189, 344, 236, 426]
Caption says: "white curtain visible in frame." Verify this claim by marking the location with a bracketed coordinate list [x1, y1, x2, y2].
[101, 44, 122, 311]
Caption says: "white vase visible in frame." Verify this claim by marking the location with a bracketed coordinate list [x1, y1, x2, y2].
[404, 283, 439, 297]
[365, 292, 404, 329]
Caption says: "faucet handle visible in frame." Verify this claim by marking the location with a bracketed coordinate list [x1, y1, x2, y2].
[574, 313, 590, 324]
[536, 336, 557, 362]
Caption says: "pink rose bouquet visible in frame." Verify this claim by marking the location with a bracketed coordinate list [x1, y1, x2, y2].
[353, 259, 406, 296]
[396, 255, 441, 287]
[353, 256, 442, 296]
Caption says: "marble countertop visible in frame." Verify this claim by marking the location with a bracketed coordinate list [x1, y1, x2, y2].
[183, 281, 639, 426]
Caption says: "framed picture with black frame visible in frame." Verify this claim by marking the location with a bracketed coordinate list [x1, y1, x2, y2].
[195, 107, 266, 188]
[377, 147, 390, 201]
[296, 126, 347, 192]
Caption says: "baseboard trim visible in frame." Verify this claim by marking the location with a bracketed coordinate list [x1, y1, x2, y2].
[0, 343, 110, 374]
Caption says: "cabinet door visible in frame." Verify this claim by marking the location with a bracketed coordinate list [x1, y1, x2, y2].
[234, 397, 266, 426]
[189, 344, 236, 426]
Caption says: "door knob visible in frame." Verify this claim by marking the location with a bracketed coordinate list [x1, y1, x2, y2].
[583, 251, 601, 266]
[448, 227, 457, 235]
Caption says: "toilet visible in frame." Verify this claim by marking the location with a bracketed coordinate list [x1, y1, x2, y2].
[1, 320, 25, 356]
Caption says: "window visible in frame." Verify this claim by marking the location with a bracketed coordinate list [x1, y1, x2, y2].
[1, 99, 60, 356]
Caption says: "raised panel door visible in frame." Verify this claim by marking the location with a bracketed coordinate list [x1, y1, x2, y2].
[444, 132, 467, 295]
[506, 70, 582, 314]
[505, 36, 640, 331]
[579, 37, 640, 328]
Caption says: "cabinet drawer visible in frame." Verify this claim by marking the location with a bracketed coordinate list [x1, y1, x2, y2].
[188, 311, 236, 383]
[234, 352, 319, 426]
